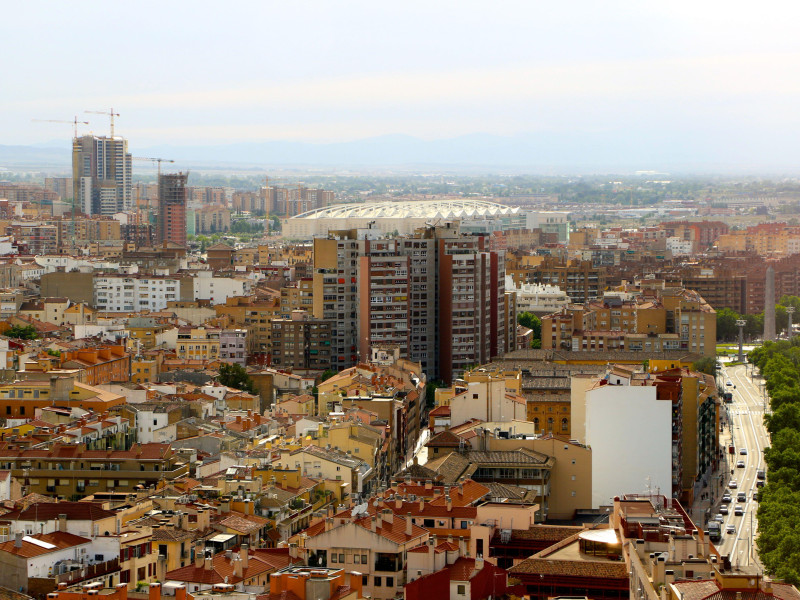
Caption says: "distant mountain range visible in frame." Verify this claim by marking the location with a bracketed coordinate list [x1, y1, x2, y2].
[0, 133, 793, 174]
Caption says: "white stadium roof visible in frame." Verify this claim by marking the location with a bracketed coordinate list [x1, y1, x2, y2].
[291, 199, 519, 220]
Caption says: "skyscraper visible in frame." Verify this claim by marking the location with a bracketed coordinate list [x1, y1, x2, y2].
[313, 223, 506, 382]
[71, 135, 132, 216]
[157, 173, 188, 247]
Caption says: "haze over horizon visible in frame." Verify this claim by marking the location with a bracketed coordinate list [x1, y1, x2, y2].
[3, 1, 800, 170]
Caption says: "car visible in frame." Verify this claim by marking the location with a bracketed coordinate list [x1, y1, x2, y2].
[721, 495, 732, 503]
[757, 470, 766, 480]
[740, 448, 748, 455]
[737, 460, 745, 468]
[726, 381, 733, 386]
[753, 492, 759, 501]
[734, 505, 744, 516]
[720, 505, 729, 515]
[715, 513, 725, 521]
[729, 480, 738, 488]
[756, 480, 765, 488]
[737, 492, 746, 502]
[726, 524, 736, 534]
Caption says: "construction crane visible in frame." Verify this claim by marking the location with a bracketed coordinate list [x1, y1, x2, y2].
[133, 157, 175, 219]
[32, 116, 89, 138]
[133, 156, 175, 179]
[85, 107, 120, 137]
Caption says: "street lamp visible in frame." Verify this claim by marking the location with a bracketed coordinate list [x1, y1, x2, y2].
[736, 319, 747, 362]
[787, 306, 795, 338]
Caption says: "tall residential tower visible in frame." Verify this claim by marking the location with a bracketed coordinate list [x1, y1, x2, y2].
[71, 135, 132, 216]
[157, 173, 188, 247]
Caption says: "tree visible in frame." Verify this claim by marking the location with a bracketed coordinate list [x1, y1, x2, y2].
[217, 363, 256, 394]
[716, 308, 740, 342]
[5, 325, 38, 340]
[318, 369, 338, 384]
[692, 357, 717, 379]
[517, 312, 541, 340]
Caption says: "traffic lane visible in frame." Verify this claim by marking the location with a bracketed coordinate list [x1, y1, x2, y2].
[727, 365, 766, 566]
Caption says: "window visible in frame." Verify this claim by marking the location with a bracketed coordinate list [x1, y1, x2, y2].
[330, 554, 337, 563]
[457, 585, 466, 595]
[361, 554, 367, 563]
[338, 553, 344, 563]
[362, 575, 368, 586]
[374, 577, 382, 587]
[386, 577, 394, 588]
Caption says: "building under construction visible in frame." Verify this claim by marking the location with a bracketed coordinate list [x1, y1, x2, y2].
[157, 172, 188, 247]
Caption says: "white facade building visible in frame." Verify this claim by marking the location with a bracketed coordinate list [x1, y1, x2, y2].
[506, 276, 570, 315]
[666, 237, 694, 257]
[583, 379, 672, 508]
[193, 271, 252, 305]
[93, 275, 181, 312]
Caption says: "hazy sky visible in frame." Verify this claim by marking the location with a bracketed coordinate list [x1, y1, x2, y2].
[3, 1, 800, 157]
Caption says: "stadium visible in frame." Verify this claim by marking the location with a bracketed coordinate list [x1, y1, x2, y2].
[282, 199, 524, 238]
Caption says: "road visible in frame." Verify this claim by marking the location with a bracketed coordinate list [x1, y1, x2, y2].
[714, 363, 770, 568]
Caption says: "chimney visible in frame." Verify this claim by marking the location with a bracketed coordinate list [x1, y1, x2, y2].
[382, 508, 393, 525]
[395, 495, 402, 510]
[458, 536, 467, 556]
[325, 518, 333, 532]
[204, 554, 213, 571]
[425, 479, 433, 490]
[475, 554, 484, 571]
[58, 513, 68, 533]
[419, 497, 425, 511]
[654, 554, 666, 585]
[14, 532, 22, 548]
[149, 583, 161, 600]
[371, 516, 377, 533]
[194, 543, 204, 567]
[233, 556, 243, 579]
[175, 586, 187, 600]
[240, 544, 249, 570]
[406, 513, 413, 536]
[289, 543, 298, 559]
[446, 495, 452, 512]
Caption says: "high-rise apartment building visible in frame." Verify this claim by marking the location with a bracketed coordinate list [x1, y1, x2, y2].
[313, 224, 506, 382]
[157, 173, 188, 247]
[71, 135, 132, 216]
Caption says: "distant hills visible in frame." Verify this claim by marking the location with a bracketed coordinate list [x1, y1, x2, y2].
[0, 133, 794, 174]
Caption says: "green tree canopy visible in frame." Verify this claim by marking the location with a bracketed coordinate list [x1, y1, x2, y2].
[691, 357, 717, 379]
[517, 312, 542, 340]
[5, 325, 38, 340]
[217, 363, 257, 394]
[716, 308, 741, 342]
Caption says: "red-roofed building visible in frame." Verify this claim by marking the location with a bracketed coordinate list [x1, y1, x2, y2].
[0, 531, 119, 595]
[165, 545, 298, 593]
[302, 509, 429, 600]
[404, 556, 509, 600]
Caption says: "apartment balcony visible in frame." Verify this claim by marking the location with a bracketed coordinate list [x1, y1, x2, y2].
[52, 558, 120, 587]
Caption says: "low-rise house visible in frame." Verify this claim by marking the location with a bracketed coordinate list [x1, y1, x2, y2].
[302, 510, 429, 600]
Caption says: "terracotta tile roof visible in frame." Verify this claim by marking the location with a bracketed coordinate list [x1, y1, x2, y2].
[426, 431, 463, 448]
[447, 557, 478, 581]
[354, 514, 427, 544]
[152, 528, 194, 542]
[509, 556, 628, 579]
[672, 581, 800, 600]
[218, 511, 270, 534]
[166, 550, 291, 585]
[0, 531, 90, 558]
[506, 525, 584, 542]
[5, 501, 115, 522]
